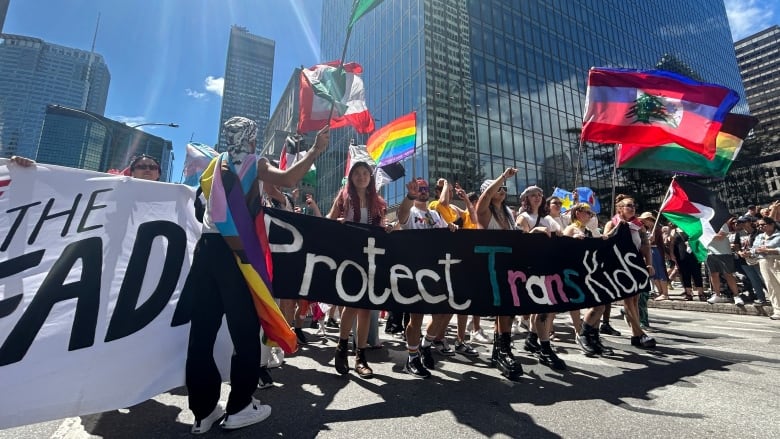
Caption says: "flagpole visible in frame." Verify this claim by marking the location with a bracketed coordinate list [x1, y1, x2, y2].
[326, 0, 360, 125]
[610, 146, 618, 217]
[653, 176, 677, 233]
[574, 138, 584, 190]
[411, 112, 417, 179]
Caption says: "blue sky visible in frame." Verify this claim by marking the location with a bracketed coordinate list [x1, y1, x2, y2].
[4, 0, 779, 181]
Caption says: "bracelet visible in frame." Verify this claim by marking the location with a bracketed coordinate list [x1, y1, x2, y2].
[406, 194, 416, 200]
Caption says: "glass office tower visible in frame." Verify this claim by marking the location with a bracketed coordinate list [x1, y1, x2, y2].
[319, 0, 747, 209]
[37, 105, 174, 182]
[216, 26, 275, 152]
[0, 34, 110, 159]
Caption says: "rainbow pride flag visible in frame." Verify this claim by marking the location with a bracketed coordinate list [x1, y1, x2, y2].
[366, 112, 416, 166]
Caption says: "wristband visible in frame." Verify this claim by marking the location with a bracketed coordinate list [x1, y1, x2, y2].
[406, 194, 416, 200]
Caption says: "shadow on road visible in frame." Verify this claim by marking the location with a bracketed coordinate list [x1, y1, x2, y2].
[78, 332, 734, 438]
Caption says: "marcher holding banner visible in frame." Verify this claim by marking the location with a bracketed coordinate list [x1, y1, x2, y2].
[475, 169, 525, 379]
[515, 185, 566, 372]
[184, 117, 330, 434]
[567, 203, 614, 356]
[396, 177, 458, 378]
[603, 194, 657, 348]
[327, 160, 387, 379]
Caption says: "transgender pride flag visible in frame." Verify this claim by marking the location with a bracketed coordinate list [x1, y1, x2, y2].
[581, 68, 739, 160]
[182, 142, 218, 186]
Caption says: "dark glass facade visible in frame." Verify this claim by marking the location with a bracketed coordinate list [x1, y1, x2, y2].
[36, 105, 174, 182]
[217, 26, 275, 152]
[319, 0, 747, 210]
[0, 34, 110, 159]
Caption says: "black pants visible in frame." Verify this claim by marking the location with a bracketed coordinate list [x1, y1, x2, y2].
[185, 234, 261, 419]
[678, 256, 703, 289]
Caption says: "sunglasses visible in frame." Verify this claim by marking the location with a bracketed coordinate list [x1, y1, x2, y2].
[497, 186, 507, 192]
[134, 164, 159, 171]
[418, 186, 429, 193]
[549, 201, 562, 205]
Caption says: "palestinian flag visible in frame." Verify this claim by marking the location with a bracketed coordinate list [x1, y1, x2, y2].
[659, 179, 731, 262]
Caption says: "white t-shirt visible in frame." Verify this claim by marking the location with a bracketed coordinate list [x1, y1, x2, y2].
[519, 211, 553, 231]
[402, 206, 447, 230]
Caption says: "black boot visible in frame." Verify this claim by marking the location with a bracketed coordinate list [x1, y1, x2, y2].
[334, 339, 349, 375]
[490, 331, 498, 366]
[495, 332, 523, 378]
[576, 323, 600, 355]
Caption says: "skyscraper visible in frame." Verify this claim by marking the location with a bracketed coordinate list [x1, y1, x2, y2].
[319, 0, 747, 208]
[0, 33, 110, 159]
[736, 25, 780, 142]
[36, 105, 174, 182]
[216, 26, 275, 152]
[0, 0, 9, 33]
[713, 25, 780, 207]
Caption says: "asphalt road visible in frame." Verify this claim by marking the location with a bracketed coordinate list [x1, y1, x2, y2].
[3, 309, 780, 438]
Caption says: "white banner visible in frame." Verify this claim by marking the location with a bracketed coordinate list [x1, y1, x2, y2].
[0, 160, 230, 429]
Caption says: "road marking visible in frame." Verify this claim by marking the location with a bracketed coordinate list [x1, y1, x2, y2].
[706, 325, 779, 334]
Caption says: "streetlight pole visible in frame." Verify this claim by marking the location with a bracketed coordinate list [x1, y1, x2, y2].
[129, 122, 179, 129]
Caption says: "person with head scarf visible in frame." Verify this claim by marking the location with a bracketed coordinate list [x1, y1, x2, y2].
[326, 160, 387, 379]
[184, 118, 330, 434]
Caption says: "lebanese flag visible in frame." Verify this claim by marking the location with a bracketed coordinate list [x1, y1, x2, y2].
[659, 179, 731, 262]
[581, 68, 739, 160]
[298, 61, 375, 134]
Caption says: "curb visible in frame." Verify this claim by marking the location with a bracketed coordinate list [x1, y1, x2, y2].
[646, 294, 776, 316]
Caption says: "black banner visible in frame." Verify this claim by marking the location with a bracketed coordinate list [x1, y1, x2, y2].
[266, 208, 649, 315]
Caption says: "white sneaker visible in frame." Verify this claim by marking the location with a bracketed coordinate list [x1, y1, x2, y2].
[734, 296, 745, 306]
[267, 347, 284, 369]
[191, 403, 225, 434]
[221, 398, 271, 430]
[707, 294, 730, 304]
[470, 328, 490, 344]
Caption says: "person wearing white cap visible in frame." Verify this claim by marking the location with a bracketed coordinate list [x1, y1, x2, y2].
[514, 184, 566, 371]
[475, 168, 526, 378]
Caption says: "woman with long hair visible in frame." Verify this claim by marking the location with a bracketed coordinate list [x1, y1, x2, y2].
[565, 203, 614, 355]
[602, 194, 656, 348]
[326, 161, 387, 378]
[475, 168, 525, 378]
[514, 185, 566, 371]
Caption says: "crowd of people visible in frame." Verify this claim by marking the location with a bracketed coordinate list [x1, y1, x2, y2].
[7, 115, 780, 435]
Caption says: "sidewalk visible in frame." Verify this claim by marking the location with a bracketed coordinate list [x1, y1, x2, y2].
[646, 290, 776, 316]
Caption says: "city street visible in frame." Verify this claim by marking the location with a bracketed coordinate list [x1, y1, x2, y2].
[3, 308, 780, 439]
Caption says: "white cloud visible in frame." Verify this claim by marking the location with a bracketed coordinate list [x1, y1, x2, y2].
[725, 0, 774, 41]
[205, 76, 224, 97]
[185, 88, 206, 99]
[112, 115, 148, 126]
